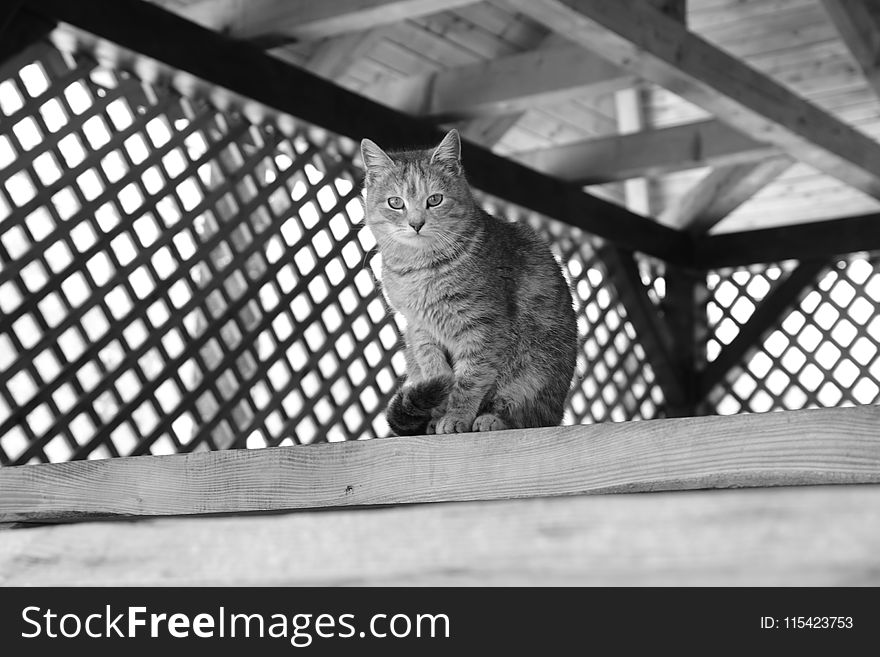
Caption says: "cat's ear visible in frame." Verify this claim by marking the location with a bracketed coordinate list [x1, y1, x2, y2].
[361, 138, 394, 178]
[430, 129, 461, 167]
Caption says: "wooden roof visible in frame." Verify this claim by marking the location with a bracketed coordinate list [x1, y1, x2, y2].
[136, 0, 880, 238]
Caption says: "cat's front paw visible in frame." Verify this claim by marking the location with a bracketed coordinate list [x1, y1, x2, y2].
[434, 413, 475, 435]
[472, 413, 508, 432]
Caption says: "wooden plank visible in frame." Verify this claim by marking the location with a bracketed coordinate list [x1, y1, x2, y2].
[614, 85, 654, 215]
[369, 45, 635, 119]
[694, 213, 880, 268]
[2, 404, 880, 523]
[3, 483, 880, 585]
[818, 0, 880, 99]
[26, 0, 690, 264]
[659, 156, 795, 232]
[506, 0, 880, 199]
[175, 0, 480, 41]
[514, 119, 780, 184]
[699, 259, 828, 395]
[456, 113, 523, 150]
[297, 30, 388, 80]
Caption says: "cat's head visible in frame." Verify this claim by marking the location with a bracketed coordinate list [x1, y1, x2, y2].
[360, 130, 476, 251]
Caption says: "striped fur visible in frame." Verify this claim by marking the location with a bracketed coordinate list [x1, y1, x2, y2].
[361, 130, 577, 435]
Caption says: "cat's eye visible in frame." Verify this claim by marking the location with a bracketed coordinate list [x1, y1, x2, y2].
[426, 194, 443, 208]
[387, 196, 404, 210]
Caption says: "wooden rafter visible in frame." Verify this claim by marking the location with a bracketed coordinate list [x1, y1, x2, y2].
[457, 114, 523, 150]
[172, 0, 479, 41]
[506, 0, 880, 200]
[369, 44, 634, 120]
[693, 213, 880, 269]
[513, 119, 779, 184]
[660, 0, 880, 236]
[660, 156, 795, 233]
[452, 35, 579, 152]
[820, 0, 880, 100]
[24, 0, 690, 264]
[290, 29, 385, 80]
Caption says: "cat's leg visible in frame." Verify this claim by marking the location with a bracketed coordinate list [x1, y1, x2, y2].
[400, 326, 452, 435]
[406, 326, 453, 384]
[488, 376, 566, 430]
[471, 391, 515, 432]
[434, 350, 499, 434]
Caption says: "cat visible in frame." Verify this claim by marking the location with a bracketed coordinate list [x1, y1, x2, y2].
[360, 129, 577, 435]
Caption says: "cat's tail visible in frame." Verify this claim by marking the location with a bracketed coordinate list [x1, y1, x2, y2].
[386, 377, 451, 436]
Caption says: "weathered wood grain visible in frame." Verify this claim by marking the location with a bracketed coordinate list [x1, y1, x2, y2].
[2, 484, 880, 585]
[659, 156, 795, 232]
[514, 119, 779, 184]
[507, 0, 880, 199]
[175, 0, 480, 41]
[2, 405, 880, 523]
[820, 0, 880, 100]
[370, 45, 634, 119]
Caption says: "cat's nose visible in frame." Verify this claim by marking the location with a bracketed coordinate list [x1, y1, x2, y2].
[409, 217, 425, 233]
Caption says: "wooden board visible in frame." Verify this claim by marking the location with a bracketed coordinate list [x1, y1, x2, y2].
[175, 0, 481, 40]
[2, 483, 880, 585]
[2, 405, 880, 523]
[513, 118, 779, 184]
[507, 0, 880, 199]
[371, 45, 634, 119]
[820, 0, 880, 99]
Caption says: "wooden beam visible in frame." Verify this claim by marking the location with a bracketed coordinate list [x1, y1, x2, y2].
[0, 2, 54, 66]
[370, 45, 635, 120]
[699, 259, 829, 396]
[820, 0, 880, 99]
[601, 247, 689, 414]
[694, 213, 880, 269]
[26, 0, 690, 264]
[175, 0, 479, 41]
[660, 156, 795, 233]
[453, 35, 578, 151]
[614, 85, 653, 215]
[506, 0, 880, 199]
[456, 113, 523, 150]
[2, 404, 880, 523]
[297, 29, 385, 80]
[4, 484, 880, 585]
[661, 264, 708, 415]
[513, 119, 779, 184]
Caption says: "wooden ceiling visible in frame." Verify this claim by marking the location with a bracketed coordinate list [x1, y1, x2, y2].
[141, 0, 880, 236]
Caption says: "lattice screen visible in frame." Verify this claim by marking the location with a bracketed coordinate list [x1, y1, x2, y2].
[704, 254, 880, 414]
[0, 39, 668, 466]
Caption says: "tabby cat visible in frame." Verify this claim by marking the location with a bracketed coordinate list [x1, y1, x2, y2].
[360, 129, 577, 435]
